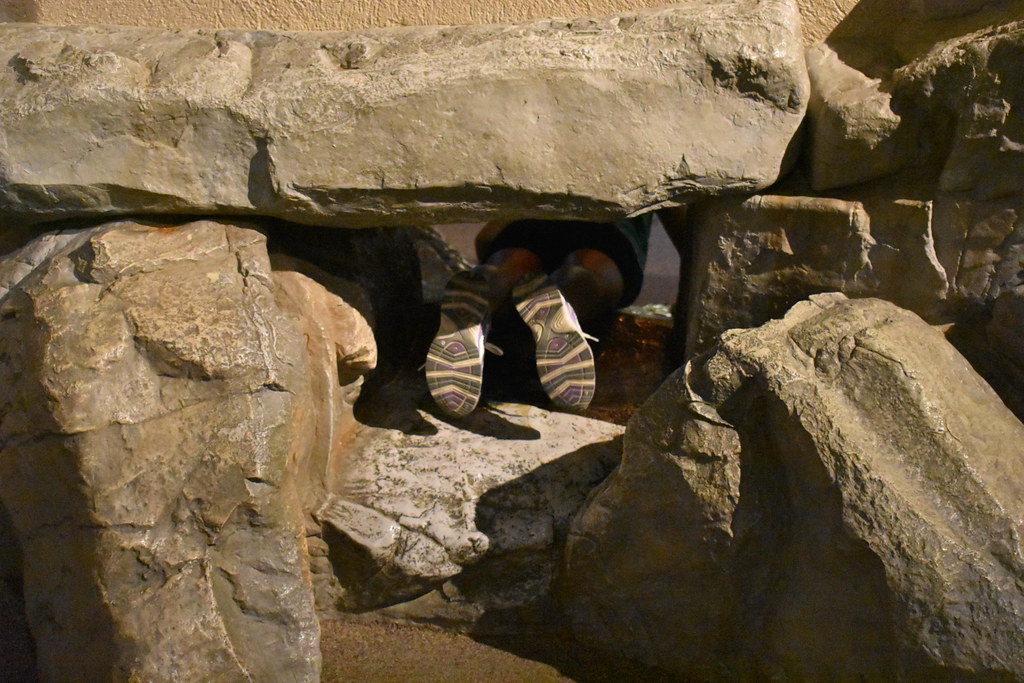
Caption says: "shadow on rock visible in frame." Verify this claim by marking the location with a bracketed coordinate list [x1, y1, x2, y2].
[458, 437, 681, 682]
[422, 402, 543, 441]
[0, 557, 36, 683]
[266, 222, 440, 434]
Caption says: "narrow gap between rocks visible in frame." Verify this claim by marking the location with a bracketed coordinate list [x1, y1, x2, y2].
[432, 218, 683, 426]
[263, 217, 689, 682]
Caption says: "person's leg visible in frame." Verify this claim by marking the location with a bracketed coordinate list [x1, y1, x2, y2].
[476, 246, 543, 312]
[425, 269, 491, 417]
[512, 269, 599, 411]
[427, 224, 635, 416]
[472, 247, 624, 413]
[550, 248, 624, 329]
[426, 247, 543, 418]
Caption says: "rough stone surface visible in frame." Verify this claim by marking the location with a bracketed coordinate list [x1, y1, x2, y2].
[0, 0, 809, 226]
[565, 294, 1024, 681]
[805, 42, 907, 191]
[800, 3, 1024, 191]
[824, 0, 1024, 78]
[770, 13, 1024, 426]
[271, 266, 377, 518]
[804, 16, 1024, 312]
[312, 403, 623, 622]
[0, 218, 371, 682]
[991, 285, 1024, 374]
[895, 22, 1024, 312]
[685, 193, 947, 355]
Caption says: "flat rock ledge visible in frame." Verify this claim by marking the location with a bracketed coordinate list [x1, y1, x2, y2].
[0, 0, 808, 227]
[312, 402, 624, 625]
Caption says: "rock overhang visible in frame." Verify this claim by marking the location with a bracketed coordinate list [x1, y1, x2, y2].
[0, 0, 810, 227]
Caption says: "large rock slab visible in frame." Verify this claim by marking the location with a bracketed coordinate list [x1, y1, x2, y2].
[311, 403, 623, 625]
[0, 218, 376, 681]
[564, 293, 1024, 680]
[0, 0, 809, 226]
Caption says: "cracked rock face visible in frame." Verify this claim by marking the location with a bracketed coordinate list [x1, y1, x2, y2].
[0, 218, 375, 682]
[312, 403, 623, 622]
[685, 193, 948, 356]
[0, 0, 808, 226]
[898, 22, 1024, 313]
[564, 293, 1024, 680]
[804, 18, 1024, 313]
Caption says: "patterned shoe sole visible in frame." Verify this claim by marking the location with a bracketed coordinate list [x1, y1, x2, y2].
[513, 273, 596, 410]
[425, 270, 491, 417]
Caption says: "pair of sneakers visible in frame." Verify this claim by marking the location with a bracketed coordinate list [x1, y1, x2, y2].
[425, 269, 597, 417]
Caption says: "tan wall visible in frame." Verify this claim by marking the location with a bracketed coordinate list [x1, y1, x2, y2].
[1, 0, 857, 44]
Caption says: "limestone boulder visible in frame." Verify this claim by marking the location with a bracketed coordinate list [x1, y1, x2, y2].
[312, 403, 623, 623]
[805, 43, 907, 191]
[564, 294, 1024, 680]
[0, 218, 376, 682]
[804, 1, 1024, 192]
[684, 193, 947, 355]
[0, 0, 809, 226]
[895, 22, 1024, 312]
[270, 267, 377, 517]
[803, 16, 1024, 312]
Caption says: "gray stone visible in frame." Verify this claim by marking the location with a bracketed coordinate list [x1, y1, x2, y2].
[565, 293, 1024, 680]
[0, 218, 381, 682]
[313, 402, 622, 620]
[685, 193, 947, 355]
[0, 0, 809, 227]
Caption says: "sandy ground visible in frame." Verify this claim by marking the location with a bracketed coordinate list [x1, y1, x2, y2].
[320, 619, 675, 683]
[321, 620, 573, 682]
[1, 608, 669, 682]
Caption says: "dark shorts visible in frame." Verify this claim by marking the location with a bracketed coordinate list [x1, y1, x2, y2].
[478, 215, 652, 307]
